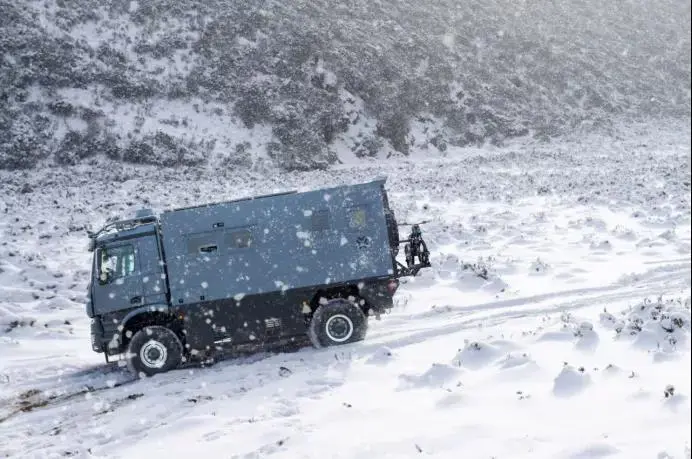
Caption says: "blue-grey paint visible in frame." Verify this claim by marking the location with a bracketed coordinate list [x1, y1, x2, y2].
[87, 178, 402, 355]
[92, 226, 168, 315]
[158, 179, 393, 307]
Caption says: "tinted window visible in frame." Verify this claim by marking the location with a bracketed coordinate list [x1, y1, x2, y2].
[225, 229, 253, 249]
[311, 210, 330, 231]
[98, 245, 136, 283]
[187, 231, 220, 255]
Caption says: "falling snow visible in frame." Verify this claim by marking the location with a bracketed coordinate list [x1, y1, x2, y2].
[0, 121, 689, 459]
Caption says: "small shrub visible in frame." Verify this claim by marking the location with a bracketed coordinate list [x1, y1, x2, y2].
[122, 139, 154, 164]
[0, 114, 52, 170]
[122, 131, 206, 166]
[354, 135, 383, 158]
[47, 100, 75, 117]
[461, 257, 494, 280]
[376, 111, 410, 154]
[222, 141, 253, 168]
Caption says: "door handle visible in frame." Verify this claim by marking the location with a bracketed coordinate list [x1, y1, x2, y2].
[130, 296, 142, 305]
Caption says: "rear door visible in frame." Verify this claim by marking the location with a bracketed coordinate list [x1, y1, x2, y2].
[381, 185, 400, 256]
[344, 203, 380, 272]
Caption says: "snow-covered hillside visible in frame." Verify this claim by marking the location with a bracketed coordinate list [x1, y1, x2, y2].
[1, 0, 690, 170]
[0, 121, 690, 458]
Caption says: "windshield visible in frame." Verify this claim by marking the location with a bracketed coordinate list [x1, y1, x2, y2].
[97, 244, 136, 283]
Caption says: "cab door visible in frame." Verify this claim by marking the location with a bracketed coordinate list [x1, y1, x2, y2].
[92, 242, 145, 315]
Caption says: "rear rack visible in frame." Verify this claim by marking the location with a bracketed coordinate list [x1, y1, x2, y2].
[395, 224, 431, 277]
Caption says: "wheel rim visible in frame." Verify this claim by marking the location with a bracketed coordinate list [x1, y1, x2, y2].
[140, 340, 168, 368]
[325, 314, 354, 343]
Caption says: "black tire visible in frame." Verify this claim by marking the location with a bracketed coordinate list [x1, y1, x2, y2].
[308, 298, 367, 348]
[126, 325, 183, 377]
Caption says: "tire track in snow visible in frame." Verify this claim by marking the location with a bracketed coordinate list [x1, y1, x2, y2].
[363, 262, 691, 351]
[0, 262, 688, 457]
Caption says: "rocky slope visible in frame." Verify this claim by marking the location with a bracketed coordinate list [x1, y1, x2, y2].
[1, 0, 689, 171]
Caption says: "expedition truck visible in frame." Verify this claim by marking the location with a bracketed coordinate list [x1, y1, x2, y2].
[85, 178, 431, 376]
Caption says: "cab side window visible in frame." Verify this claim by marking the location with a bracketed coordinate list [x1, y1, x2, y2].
[187, 231, 220, 256]
[98, 245, 136, 283]
[225, 229, 253, 249]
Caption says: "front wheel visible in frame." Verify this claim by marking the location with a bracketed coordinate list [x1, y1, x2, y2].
[126, 325, 183, 377]
[308, 298, 367, 348]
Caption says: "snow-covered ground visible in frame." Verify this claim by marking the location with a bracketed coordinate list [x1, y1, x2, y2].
[0, 121, 690, 458]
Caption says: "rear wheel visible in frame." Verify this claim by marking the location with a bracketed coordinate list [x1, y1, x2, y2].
[308, 298, 367, 348]
[126, 325, 183, 377]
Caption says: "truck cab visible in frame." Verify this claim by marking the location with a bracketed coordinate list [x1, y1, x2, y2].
[86, 211, 172, 356]
[85, 180, 431, 377]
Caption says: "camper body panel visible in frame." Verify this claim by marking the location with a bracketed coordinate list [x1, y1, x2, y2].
[157, 179, 394, 353]
[159, 179, 393, 308]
